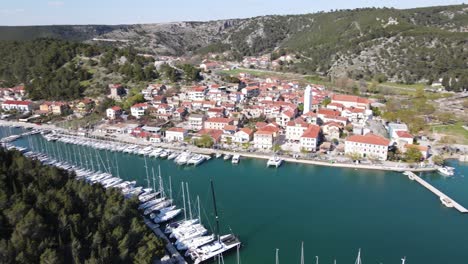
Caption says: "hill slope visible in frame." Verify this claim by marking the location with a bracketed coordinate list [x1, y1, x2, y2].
[1, 4, 467, 83]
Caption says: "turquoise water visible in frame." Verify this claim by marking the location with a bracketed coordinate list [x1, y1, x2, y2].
[5, 128, 468, 264]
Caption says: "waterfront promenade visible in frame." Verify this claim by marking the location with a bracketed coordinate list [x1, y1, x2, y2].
[0, 120, 436, 172]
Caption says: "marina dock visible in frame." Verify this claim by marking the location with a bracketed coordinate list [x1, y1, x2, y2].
[145, 219, 188, 264]
[405, 171, 468, 213]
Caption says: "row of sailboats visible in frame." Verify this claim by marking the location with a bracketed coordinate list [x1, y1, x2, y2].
[275, 246, 407, 264]
[43, 132, 211, 166]
[2, 130, 242, 263]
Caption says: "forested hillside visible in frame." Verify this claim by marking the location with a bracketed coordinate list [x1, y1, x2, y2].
[0, 39, 160, 100]
[0, 4, 467, 85]
[0, 149, 165, 263]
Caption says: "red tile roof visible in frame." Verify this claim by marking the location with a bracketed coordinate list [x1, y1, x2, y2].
[346, 133, 390, 146]
[206, 117, 233, 123]
[167, 127, 186, 132]
[239, 127, 253, 135]
[3, 100, 32, 106]
[332, 94, 369, 104]
[301, 125, 320, 138]
[317, 108, 341, 117]
[396, 131, 414, 139]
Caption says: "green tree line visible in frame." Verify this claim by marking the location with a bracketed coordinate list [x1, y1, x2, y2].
[0, 149, 165, 264]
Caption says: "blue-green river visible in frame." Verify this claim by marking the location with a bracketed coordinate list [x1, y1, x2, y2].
[3, 126, 468, 264]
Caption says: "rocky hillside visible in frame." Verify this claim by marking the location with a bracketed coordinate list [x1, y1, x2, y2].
[1, 4, 467, 83]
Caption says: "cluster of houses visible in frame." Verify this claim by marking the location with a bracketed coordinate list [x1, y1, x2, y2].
[0, 71, 428, 163]
[101, 72, 428, 162]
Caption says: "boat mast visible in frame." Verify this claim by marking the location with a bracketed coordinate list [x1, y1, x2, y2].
[169, 175, 173, 204]
[236, 244, 240, 264]
[197, 195, 201, 224]
[186, 182, 193, 219]
[210, 180, 221, 242]
[300, 241, 304, 264]
[181, 182, 186, 220]
[275, 248, 279, 264]
[114, 152, 120, 178]
[354, 249, 361, 264]
[151, 167, 156, 191]
[144, 155, 150, 188]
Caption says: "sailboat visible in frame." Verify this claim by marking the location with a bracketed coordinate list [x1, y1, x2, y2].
[355, 249, 362, 264]
[188, 180, 241, 264]
[300, 242, 304, 264]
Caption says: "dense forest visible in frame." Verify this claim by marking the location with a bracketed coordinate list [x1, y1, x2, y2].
[0, 39, 97, 100]
[0, 149, 165, 263]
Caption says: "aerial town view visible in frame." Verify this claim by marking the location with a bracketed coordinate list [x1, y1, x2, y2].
[0, 0, 467, 263]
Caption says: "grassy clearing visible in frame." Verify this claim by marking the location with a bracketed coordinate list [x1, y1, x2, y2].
[432, 122, 468, 144]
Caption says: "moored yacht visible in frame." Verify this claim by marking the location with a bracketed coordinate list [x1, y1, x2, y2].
[232, 154, 240, 164]
[187, 154, 205, 166]
[267, 155, 283, 168]
[437, 166, 454, 176]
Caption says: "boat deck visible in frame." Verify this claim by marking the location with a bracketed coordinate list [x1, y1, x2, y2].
[405, 171, 468, 213]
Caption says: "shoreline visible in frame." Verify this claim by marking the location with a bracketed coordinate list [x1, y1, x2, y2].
[0, 120, 437, 173]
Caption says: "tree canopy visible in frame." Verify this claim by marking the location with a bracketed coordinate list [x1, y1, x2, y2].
[0, 149, 165, 264]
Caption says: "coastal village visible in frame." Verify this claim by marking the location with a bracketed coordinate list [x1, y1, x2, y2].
[0, 58, 449, 168]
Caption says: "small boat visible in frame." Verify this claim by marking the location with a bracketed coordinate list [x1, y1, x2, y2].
[159, 150, 169, 159]
[232, 154, 240, 164]
[168, 152, 179, 160]
[176, 152, 191, 165]
[215, 152, 222, 159]
[223, 154, 232, 161]
[267, 155, 283, 168]
[153, 209, 182, 223]
[440, 196, 454, 208]
[187, 154, 205, 166]
[437, 166, 454, 176]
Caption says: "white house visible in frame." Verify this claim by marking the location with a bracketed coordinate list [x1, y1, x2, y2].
[345, 133, 390, 161]
[204, 117, 234, 130]
[253, 130, 275, 150]
[388, 123, 409, 139]
[187, 86, 207, 101]
[130, 103, 148, 119]
[285, 120, 308, 141]
[188, 114, 206, 131]
[106, 106, 122, 120]
[393, 130, 414, 149]
[1, 100, 33, 112]
[234, 128, 253, 143]
[165, 127, 187, 142]
[331, 94, 370, 109]
[299, 125, 321, 151]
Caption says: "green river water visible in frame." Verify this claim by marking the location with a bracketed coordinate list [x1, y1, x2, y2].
[3, 126, 468, 264]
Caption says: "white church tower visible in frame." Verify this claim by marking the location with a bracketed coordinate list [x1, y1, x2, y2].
[303, 85, 313, 114]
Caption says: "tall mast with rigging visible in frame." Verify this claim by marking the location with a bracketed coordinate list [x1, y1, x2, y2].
[210, 180, 221, 242]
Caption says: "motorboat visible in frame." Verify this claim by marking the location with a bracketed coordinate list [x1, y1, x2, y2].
[187, 154, 205, 166]
[175, 152, 191, 165]
[223, 154, 232, 160]
[215, 152, 222, 159]
[267, 155, 283, 168]
[231, 154, 240, 164]
[437, 166, 454, 176]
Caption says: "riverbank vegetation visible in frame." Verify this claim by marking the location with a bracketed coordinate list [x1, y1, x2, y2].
[0, 149, 165, 263]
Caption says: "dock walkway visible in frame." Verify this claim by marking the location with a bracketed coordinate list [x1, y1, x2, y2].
[144, 219, 188, 264]
[405, 171, 468, 213]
